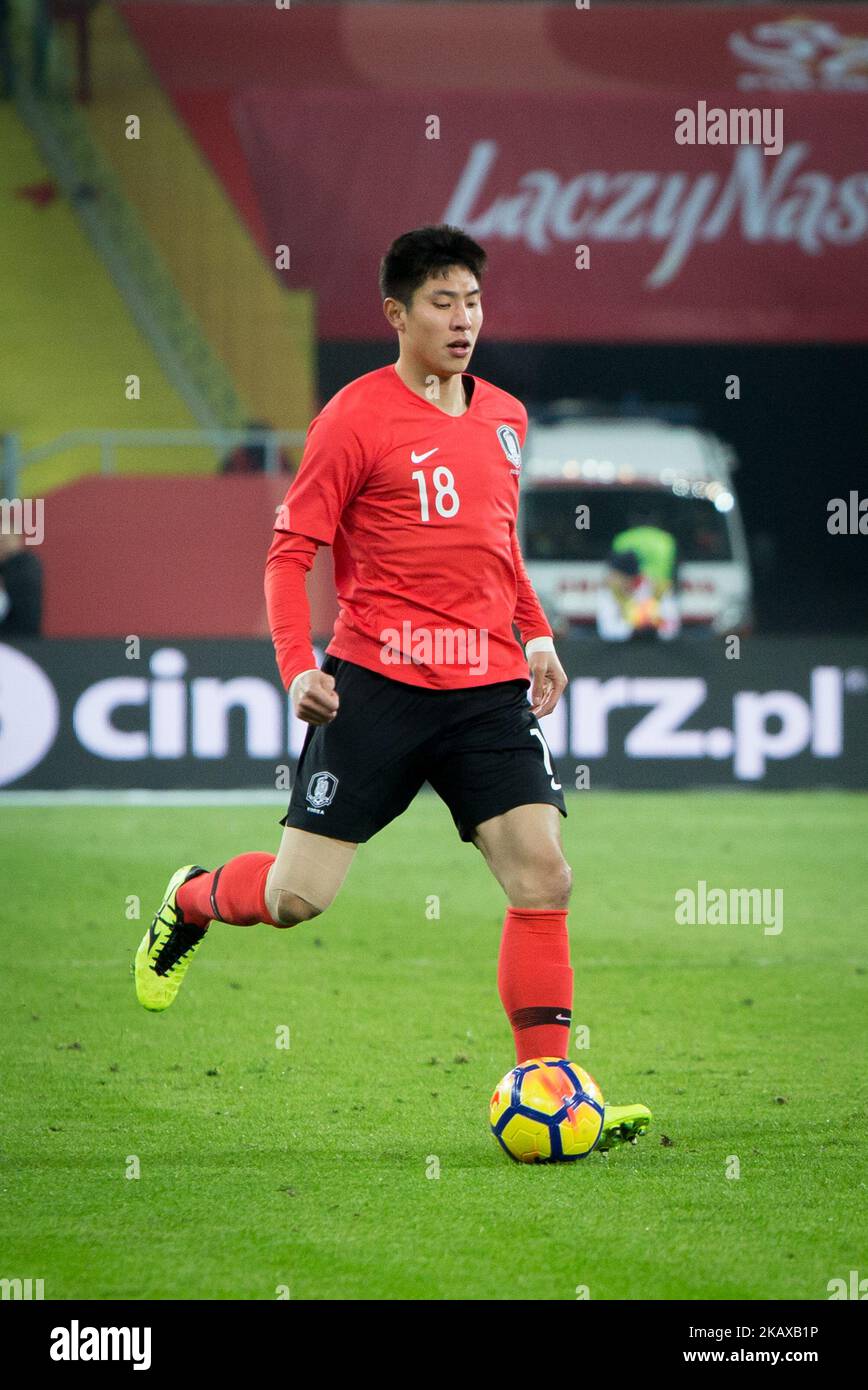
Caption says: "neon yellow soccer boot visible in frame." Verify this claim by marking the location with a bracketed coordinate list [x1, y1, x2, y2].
[134, 865, 209, 1012]
[597, 1103, 653, 1151]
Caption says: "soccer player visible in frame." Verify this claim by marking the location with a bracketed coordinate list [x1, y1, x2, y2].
[597, 511, 681, 642]
[134, 225, 650, 1152]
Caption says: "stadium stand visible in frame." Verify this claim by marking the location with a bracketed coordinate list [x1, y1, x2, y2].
[80, 2, 314, 434]
[0, 102, 206, 497]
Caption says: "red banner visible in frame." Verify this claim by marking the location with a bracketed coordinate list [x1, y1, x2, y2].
[121, 3, 868, 341]
[235, 89, 868, 342]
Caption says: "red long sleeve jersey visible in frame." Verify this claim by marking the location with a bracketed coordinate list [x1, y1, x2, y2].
[265, 364, 553, 691]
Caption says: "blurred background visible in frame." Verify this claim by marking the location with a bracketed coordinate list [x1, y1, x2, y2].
[0, 0, 866, 791]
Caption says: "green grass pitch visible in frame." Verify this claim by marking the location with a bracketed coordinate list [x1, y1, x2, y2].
[1, 791, 866, 1301]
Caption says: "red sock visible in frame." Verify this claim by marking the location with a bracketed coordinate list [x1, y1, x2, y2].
[498, 907, 573, 1064]
[176, 853, 277, 928]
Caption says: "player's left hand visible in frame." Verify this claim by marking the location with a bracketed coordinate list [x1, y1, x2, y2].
[528, 650, 567, 719]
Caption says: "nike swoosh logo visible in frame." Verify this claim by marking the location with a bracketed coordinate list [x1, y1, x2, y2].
[148, 909, 171, 952]
[410, 448, 438, 463]
[555, 1014, 571, 1022]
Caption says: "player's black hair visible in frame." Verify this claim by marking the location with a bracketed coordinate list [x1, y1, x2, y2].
[610, 549, 640, 578]
[379, 225, 487, 307]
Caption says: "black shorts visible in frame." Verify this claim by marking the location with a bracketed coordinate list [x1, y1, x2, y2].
[282, 655, 568, 845]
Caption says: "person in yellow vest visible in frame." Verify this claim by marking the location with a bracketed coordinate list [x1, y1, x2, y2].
[597, 522, 681, 641]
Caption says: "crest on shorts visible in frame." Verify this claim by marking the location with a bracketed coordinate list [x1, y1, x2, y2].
[306, 771, 338, 809]
[496, 424, 522, 474]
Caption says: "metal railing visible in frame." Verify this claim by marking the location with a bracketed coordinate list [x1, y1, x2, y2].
[2, 429, 308, 498]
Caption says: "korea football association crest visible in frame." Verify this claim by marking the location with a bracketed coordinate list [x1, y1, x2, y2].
[306, 770, 338, 813]
[496, 424, 522, 476]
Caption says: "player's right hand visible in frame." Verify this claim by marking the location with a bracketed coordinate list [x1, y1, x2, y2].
[292, 670, 339, 725]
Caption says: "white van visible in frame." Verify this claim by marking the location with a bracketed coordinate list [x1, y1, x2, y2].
[518, 413, 753, 636]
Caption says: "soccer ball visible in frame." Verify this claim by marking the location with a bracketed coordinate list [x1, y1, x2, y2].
[489, 1057, 605, 1163]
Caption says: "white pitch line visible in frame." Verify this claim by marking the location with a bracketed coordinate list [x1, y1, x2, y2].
[0, 790, 289, 807]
